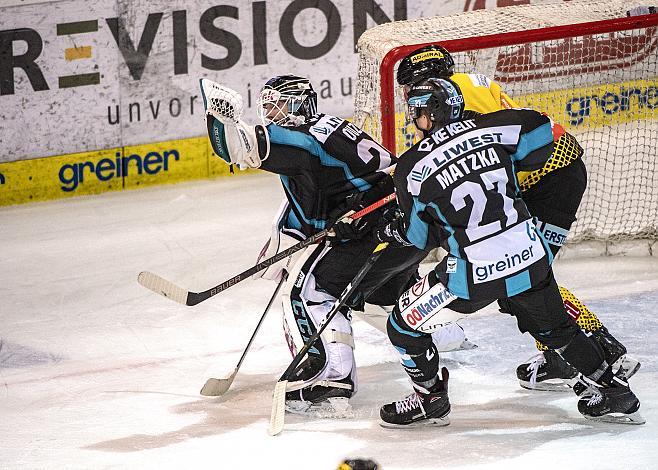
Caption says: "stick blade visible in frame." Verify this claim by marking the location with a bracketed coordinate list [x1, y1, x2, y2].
[268, 380, 288, 436]
[137, 271, 189, 305]
[200, 374, 235, 397]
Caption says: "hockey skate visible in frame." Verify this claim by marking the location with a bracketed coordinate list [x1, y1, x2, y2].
[380, 368, 450, 428]
[591, 327, 641, 381]
[517, 350, 578, 392]
[517, 327, 641, 392]
[573, 376, 645, 425]
[285, 375, 354, 418]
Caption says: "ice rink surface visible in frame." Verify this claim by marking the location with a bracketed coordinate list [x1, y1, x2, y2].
[2, 173, 657, 469]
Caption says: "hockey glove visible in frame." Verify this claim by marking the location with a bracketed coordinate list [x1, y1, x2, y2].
[331, 215, 374, 241]
[371, 213, 414, 247]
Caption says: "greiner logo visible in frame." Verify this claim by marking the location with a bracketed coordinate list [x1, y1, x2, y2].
[474, 244, 536, 282]
[58, 149, 179, 192]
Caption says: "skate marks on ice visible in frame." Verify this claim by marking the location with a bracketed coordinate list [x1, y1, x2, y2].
[0, 339, 64, 369]
[83, 371, 279, 453]
[86, 362, 638, 466]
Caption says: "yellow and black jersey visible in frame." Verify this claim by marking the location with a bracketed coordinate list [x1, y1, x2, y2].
[450, 73, 584, 191]
[450, 73, 519, 113]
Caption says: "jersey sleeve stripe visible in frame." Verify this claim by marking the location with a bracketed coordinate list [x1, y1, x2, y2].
[509, 121, 553, 164]
[268, 124, 372, 191]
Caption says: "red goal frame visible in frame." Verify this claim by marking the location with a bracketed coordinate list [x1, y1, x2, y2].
[377, 14, 658, 154]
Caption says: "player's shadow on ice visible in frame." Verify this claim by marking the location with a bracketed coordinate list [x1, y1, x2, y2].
[82, 371, 283, 453]
[84, 362, 639, 464]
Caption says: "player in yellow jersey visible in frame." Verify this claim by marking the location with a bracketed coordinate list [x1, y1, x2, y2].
[395, 45, 640, 391]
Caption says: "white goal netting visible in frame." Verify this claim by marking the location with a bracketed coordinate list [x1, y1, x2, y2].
[355, 1, 658, 243]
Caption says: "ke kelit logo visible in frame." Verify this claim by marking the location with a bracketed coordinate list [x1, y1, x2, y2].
[494, 28, 658, 83]
[58, 149, 179, 192]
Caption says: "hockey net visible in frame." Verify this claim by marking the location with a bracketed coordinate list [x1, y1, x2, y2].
[354, 1, 658, 244]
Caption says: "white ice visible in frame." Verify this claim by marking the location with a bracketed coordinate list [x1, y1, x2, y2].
[2, 173, 657, 469]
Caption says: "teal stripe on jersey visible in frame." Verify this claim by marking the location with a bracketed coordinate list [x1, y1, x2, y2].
[430, 202, 469, 300]
[405, 198, 431, 249]
[505, 270, 532, 297]
[510, 122, 553, 162]
[268, 125, 372, 191]
[391, 315, 424, 337]
[279, 176, 325, 230]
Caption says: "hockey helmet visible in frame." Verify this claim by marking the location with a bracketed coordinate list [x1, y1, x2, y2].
[257, 75, 318, 126]
[397, 44, 455, 87]
[406, 78, 464, 128]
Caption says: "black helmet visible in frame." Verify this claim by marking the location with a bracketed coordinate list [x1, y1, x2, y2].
[406, 78, 464, 128]
[397, 45, 455, 86]
[257, 75, 318, 126]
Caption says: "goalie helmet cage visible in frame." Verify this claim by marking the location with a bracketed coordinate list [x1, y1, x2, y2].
[354, 0, 658, 243]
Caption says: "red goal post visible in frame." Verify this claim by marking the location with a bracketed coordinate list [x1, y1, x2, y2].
[354, 2, 658, 243]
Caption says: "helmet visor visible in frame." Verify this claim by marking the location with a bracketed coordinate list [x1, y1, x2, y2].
[407, 93, 432, 120]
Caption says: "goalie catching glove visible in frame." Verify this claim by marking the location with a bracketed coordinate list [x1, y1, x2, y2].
[200, 78, 270, 169]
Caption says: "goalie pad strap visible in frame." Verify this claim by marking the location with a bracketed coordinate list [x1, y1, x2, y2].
[311, 380, 352, 390]
[321, 329, 355, 349]
[284, 379, 353, 392]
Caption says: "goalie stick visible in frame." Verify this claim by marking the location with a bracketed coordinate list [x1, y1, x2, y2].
[268, 242, 389, 436]
[137, 193, 396, 306]
[200, 269, 289, 396]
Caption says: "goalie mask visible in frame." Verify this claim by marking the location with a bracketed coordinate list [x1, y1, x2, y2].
[397, 44, 455, 88]
[257, 75, 318, 127]
[407, 78, 464, 131]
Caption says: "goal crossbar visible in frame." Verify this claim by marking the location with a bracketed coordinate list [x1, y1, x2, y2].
[378, 14, 658, 153]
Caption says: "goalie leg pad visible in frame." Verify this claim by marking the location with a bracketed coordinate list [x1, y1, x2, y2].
[281, 244, 357, 392]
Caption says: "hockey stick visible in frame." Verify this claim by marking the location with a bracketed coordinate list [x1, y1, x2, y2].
[137, 193, 396, 306]
[200, 269, 289, 396]
[268, 242, 389, 436]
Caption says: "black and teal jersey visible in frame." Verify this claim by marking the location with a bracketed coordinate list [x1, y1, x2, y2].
[393, 109, 559, 301]
[259, 114, 396, 240]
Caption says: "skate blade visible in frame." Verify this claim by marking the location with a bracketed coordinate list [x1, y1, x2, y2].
[379, 416, 450, 429]
[519, 378, 575, 392]
[614, 356, 641, 381]
[583, 410, 646, 425]
[438, 340, 478, 352]
[285, 397, 354, 418]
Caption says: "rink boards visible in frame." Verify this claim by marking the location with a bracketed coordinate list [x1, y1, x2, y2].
[0, 136, 237, 206]
[1, 78, 655, 206]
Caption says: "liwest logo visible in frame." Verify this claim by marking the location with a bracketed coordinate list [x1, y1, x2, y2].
[58, 149, 179, 192]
